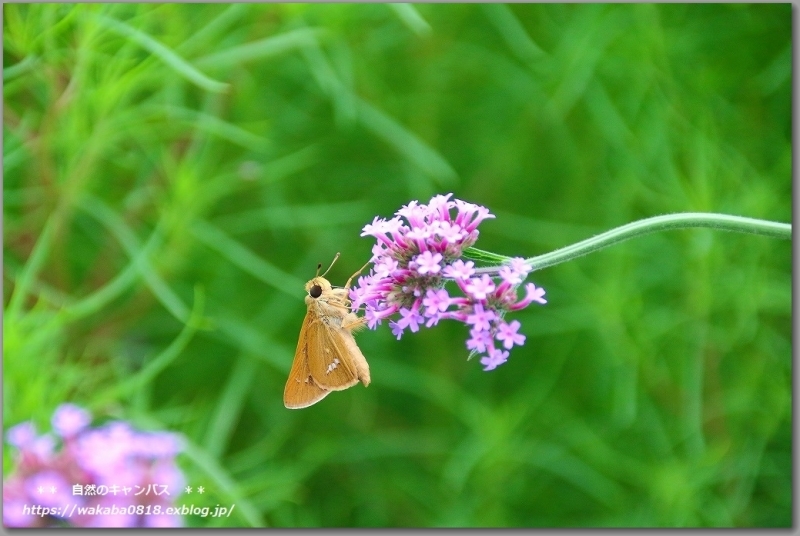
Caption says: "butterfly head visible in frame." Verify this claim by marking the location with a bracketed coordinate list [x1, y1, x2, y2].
[306, 276, 332, 299]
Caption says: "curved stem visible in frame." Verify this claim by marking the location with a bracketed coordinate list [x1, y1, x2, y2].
[466, 212, 791, 272]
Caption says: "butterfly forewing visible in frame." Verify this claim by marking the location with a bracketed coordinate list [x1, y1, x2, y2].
[283, 313, 330, 409]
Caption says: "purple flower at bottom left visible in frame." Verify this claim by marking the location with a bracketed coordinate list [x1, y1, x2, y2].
[3, 403, 186, 528]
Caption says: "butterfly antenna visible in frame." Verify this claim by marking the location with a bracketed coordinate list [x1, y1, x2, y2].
[319, 252, 341, 278]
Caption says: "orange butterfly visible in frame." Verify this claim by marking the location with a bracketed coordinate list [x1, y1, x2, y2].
[283, 254, 371, 409]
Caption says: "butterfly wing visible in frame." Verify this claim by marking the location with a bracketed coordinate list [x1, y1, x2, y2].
[306, 312, 363, 391]
[337, 313, 371, 387]
[284, 312, 330, 409]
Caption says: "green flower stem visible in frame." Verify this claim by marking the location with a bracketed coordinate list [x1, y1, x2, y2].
[466, 212, 791, 272]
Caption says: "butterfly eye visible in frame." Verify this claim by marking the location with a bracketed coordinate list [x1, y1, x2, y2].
[309, 284, 323, 298]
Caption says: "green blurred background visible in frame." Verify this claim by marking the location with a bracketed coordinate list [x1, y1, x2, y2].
[3, 3, 791, 527]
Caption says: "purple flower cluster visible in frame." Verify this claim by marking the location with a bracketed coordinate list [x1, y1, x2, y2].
[350, 194, 547, 371]
[3, 404, 185, 528]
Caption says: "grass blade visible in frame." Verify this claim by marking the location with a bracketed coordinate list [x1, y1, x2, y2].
[93, 286, 206, 405]
[203, 354, 258, 458]
[191, 220, 304, 297]
[92, 13, 229, 93]
[149, 104, 270, 153]
[356, 97, 458, 187]
[7, 215, 55, 319]
[194, 28, 324, 69]
[76, 195, 191, 324]
[388, 4, 432, 37]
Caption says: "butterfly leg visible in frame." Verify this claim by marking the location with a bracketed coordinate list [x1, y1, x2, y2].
[341, 312, 367, 331]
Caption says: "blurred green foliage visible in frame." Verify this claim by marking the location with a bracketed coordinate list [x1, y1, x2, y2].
[3, 3, 791, 527]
